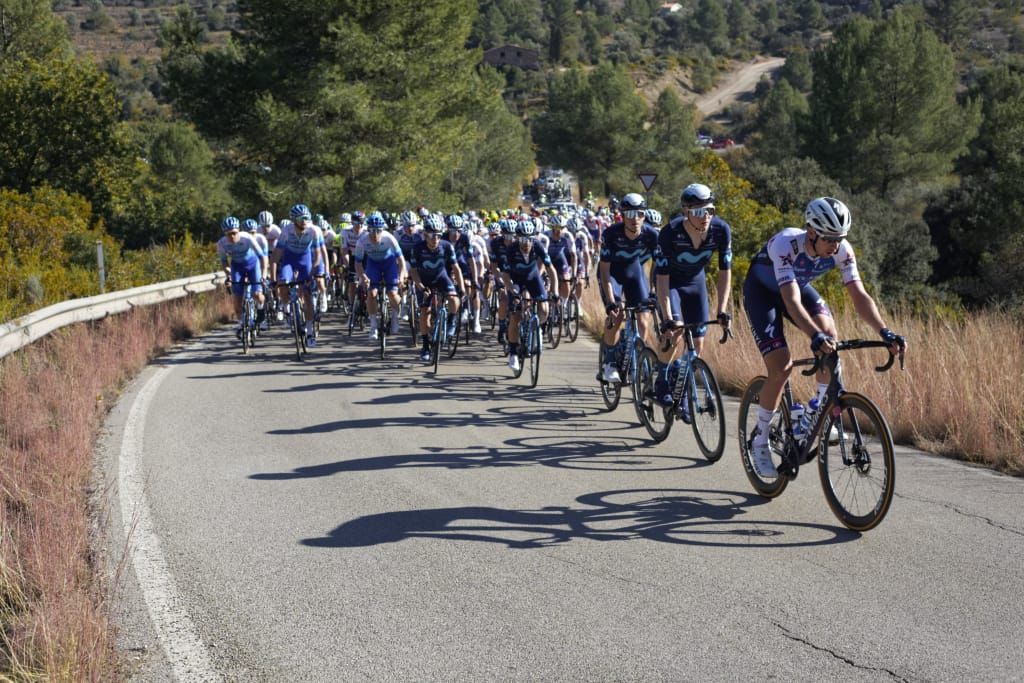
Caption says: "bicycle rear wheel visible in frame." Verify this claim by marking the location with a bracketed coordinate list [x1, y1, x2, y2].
[447, 308, 462, 358]
[431, 309, 444, 374]
[598, 344, 621, 411]
[408, 292, 419, 345]
[688, 358, 725, 462]
[488, 291, 498, 330]
[565, 295, 579, 342]
[379, 303, 388, 360]
[634, 347, 671, 441]
[548, 302, 562, 349]
[818, 392, 896, 531]
[292, 300, 305, 361]
[347, 297, 361, 337]
[528, 317, 541, 388]
[737, 376, 788, 497]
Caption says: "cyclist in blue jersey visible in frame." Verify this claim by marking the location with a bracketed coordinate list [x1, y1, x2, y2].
[270, 204, 322, 348]
[742, 197, 908, 478]
[355, 212, 407, 341]
[501, 220, 558, 373]
[395, 211, 423, 321]
[654, 184, 733, 405]
[409, 215, 465, 362]
[218, 216, 268, 338]
[489, 218, 517, 345]
[599, 192, 662, 384]
[546, 214, 578, 318]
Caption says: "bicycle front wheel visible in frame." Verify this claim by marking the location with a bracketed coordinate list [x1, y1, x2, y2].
[528, 317, 541, 388]
[598, 344, 621, 411]
[818, 392, 896, 532]
[565, 295, 579, 342]
[431, 309, 443, 375]
[379, 305, 388, 360]
[689, 358, 726, 462]
[447, 308, 462, 358]
[737, 376, 788, 498]
[634, 347, 671, 442]
[408, 294, 419, 345]
[291, 301, 304, 360]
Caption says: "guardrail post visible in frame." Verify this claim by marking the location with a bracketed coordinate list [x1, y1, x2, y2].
[96, 241, 106, 294]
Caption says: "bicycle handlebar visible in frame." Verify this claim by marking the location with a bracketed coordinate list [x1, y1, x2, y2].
[796, 339, 905, 377]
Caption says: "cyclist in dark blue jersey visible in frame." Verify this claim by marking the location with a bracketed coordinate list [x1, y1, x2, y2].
[409, 216, 465, 362]
[598, 192, 662, 384]
[501, 220, 558, 373]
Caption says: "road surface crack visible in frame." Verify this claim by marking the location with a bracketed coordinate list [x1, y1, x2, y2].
[772, 621, 909, 681]
[896, 494, 1024, 537]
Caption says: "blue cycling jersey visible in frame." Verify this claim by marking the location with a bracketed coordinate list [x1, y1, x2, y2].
[655, 215, 732, 284]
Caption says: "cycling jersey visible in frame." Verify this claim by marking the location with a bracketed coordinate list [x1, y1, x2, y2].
[410, 239, 459, 299]
[505, 239, 552, 301]
[396, 226, 423, 262]
[355, 231, 403, 292]
[259, 224, 281, 251]
[743, 227, 861, 355]
[546, 231, 578, 280]
[218, 233, 266, 295]
[275, 223, 323, 285]
[599, 221, 661, 308]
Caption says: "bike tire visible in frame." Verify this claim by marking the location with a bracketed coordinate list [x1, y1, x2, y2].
[347, 298, 360, 337]
[817, 391, 896, 532]
[565, 295, 579, 342]
[689, 357, 726, 462]
[737, 376, 788, 497]
[431, 309, 443, 374]
[379, 304, 388, 360]
[292, 300, 305, 361]
[528, 316, 541, 388]
[408, 293, 419, 345]
[488, 292, 498, 330]
[598, 344, 621, 411]
[549, 303, 562, 350]
[634, 347, 672, 441]
[448, 309, 462, 359]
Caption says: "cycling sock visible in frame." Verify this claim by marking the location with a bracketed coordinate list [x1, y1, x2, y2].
[754, 407, 775, 445]
[256, 309, 265, 323]
[421, 335, 430, 347]
[815, 382, 829, 404]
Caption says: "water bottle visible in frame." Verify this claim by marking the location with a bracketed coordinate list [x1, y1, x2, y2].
[790, 402, 806, 440]
[799, 397, 821, 438]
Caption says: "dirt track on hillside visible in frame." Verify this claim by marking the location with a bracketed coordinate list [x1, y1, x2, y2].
[694, 57, 785, 115]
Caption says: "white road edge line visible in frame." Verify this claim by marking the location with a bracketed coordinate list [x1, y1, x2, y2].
[119, 366, 222, 682]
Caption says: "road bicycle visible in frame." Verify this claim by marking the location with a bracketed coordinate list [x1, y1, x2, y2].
[284, 279, 308, 361]
[426, 289, 461, 374]
[634, 320, 730, 461]
[596, 305, 647, 418]
[508, 289, 542, 388]
[235, 282, 258, 354]
[737, 340, 903, 531]
[545, 294, 564, 349]
[561, 286, 580, 343]
[346, 283, 368, 337]
[374, 279, 393, 360]
[487, 284, 500, 331]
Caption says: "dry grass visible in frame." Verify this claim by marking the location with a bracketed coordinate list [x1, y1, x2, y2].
[0, 293, 231, 681]
[580, 285, 1024, 475]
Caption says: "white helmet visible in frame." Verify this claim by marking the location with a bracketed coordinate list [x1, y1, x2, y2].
[805, 197, 851, 238]
[257, 210, 274, 227]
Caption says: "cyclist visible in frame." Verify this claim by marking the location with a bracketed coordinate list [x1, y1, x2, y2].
[355, 212, 407, 341]
[395, 211, 423, 321]
[570, 215, 593, 301]
[218, 216, 268, 339]
[257, 210, 280, 252]
[653, 183, 733, 406]
[341, 211, 365, 312]
[242, 218, 271, 331]
[467, 219, 490, 334]
[598, 192, 662, 383]
[445, 214, 477, 332]
[409, 215, 465, 362]
[271, 204, 322, 348]
[489, 218, 517, 345]
[501, 220, 558, 373]
[546, 214, 578, 319]
[742, 196, 908, 478]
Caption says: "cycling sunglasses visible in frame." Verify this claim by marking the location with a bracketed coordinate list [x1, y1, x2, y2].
[819, 234, 844, 244]
[686, 206, 716, 218]
[622, 209, 645, 219]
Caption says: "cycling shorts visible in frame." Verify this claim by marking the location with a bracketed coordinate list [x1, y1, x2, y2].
[277, 255, 313, 288]
[667, 275, 709, 338]
[230, 262, 263, 297]
[742, 276, 832, 356]
[366, 259, 401, 293]
[601, 267, 651, 310]
[511, 273, 548, 303]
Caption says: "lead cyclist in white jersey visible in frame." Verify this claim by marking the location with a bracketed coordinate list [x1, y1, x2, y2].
[742, 197, 907, 478]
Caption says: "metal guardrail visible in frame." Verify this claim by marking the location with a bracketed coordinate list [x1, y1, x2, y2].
[0, 272, 226, 359]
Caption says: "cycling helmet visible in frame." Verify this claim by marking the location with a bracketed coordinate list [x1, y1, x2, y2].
[645, 209, 663, 226]
[289, 203, 311, 220]
[499, 218, 517, 235]
[366, 212, 387, 230]
[681, 183, 714, 207]
[221, 216, 240, 232]
[515, 220, 536, 237]
[445, 214, 464, 230]
[400, 210, 419, 227]
[351, 210, 365, 224]
[620, 192, 647, 211]
[423, 214, 444, 234]
[418, 206, 430, 218]
[257, 210, 274, 227]
[339, 212, 352, 224]
[243, 218, 258, 232]
[804, 197, 851, 238]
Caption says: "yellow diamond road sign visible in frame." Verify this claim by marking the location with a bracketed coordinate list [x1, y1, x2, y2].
[638, 172, 657, 191]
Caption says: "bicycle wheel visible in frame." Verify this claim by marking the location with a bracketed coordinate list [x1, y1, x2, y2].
[379, 303, 388, 360]
[688, 357, 726, 462]
[548, 302, 562, 349]
[291, 300, 305, 361]
[598, 344, 621, 411]
[408, 292, 419, 345]
[463, 302, 472, 345]
[488, 291, 498, 330]
[528, 316, 541, 388]
[511, 322, 526, 379]
[737, 376, 788, 497]
[347, 297, 360, 337]
[818, 392, 896, 532]
[431, 308, 443, 374]
[565, 295, 579, 342]
[634, 347, 671, 441]
[447, 307, 462, 358]
[241, 302, 250, 355]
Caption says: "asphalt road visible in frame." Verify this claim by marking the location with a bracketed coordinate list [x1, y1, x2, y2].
[99, 317, 1024, 682]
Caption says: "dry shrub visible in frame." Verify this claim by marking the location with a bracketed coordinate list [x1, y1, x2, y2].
[580, 284, 1024, 475]
[0, 292, 231, 681]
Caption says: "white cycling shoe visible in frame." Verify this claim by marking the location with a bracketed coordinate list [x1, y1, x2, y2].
[508, 354, 521, 372]
[601, 362, 621, 384]
[751, 441, 778, 479]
